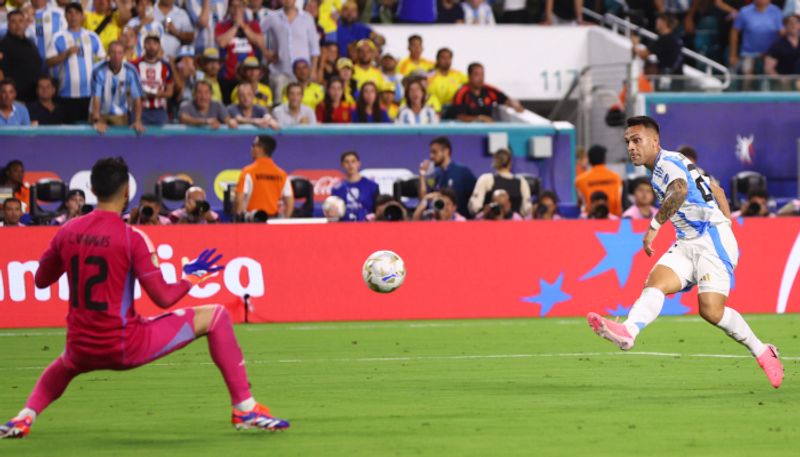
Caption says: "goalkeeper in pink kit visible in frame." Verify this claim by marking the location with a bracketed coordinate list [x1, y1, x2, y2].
[1, 157, 289, 439]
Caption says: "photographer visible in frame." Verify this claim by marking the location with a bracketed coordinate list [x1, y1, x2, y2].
[469, 148, 532, 218]
[732, 189, 774, 218]
[412, 188, 466, 222]
[530, 190, 561, 220]
[52, 189, 90, 225]
[169, 186, 219, 224]
[367, 195, 408, 222]
[125, 193, 172, 225]
[475, 189, 523, 221]
[581, 191, 619, 220]
[621, 177, 657, 220]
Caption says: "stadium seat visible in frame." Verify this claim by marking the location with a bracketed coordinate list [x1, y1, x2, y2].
[155, 176, 192, 212]
[729, 171, 767, 210]
[29, 179, 68, 225]
[290, 176, 314, 218]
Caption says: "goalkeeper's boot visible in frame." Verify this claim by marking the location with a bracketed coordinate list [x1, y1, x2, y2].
[0, 416, 32, 439]
[232, 403, 290, 431]
[756, 344, 784, 389]
[586, 312, 635, 351]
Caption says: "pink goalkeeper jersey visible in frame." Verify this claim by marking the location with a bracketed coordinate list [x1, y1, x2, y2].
[35, 210, 189, 359]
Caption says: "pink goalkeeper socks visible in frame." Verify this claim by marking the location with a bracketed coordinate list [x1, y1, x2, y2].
[207, 305, 253, 405]
[25, 356, 79, 416]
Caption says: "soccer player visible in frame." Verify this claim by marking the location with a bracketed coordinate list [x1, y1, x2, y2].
[586, 116, 784, 388]
[0, 157, 289, 439]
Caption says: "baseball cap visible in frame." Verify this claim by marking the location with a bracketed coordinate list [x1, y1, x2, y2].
[380, 80, 396, 93]
[356, 39, 377, 51]
[336, 57, 353, 70]
[202, 47, 220, 61]
[143, 31, 161, 43]
[242, 56, 260, 69]
[176, 45, 195, 59]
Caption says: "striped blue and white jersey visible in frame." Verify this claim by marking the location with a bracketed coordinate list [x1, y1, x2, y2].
[47, 28, 106, 98]
[186, 0, 228, 51]
[29, 6, 67, 63]
[91, 61, 143, 116]
[651, 149, 727, 240]
[396, 106, 438, 125]
[126, 17, 166, 58]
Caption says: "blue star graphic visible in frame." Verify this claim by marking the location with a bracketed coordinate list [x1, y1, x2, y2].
[661, 293, 690, 316]
[580, 219, 645, 287]
[606, 304, 631, 317]
[521, 273, 572, 317]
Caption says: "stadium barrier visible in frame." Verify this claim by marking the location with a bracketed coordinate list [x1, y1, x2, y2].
[1, 218, 799, 328]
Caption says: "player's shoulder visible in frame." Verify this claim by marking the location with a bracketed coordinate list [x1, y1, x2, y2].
[129, 225, 156, 253]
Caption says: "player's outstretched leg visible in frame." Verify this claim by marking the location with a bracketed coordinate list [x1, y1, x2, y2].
[587, 286, 667, 351]
[699, 293, 784, 388]
[0, 355, 80, 439]
[193, 304, 290, 431]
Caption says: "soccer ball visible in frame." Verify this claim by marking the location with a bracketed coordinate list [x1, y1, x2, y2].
[362, 250, 406, 293]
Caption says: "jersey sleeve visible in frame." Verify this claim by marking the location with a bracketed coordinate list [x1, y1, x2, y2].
[657, 156, 691, 191]
[128, 66, 143, 99]
[130, 227, 191, 308]
[47, 33, 64, 59]
[34, 229, 64, 288]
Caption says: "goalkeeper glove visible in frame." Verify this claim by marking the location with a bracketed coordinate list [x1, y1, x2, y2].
[182, 248, 225, 286]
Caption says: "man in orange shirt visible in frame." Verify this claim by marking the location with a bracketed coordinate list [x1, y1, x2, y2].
[235, 136, 295, 219]
[575, 145, 623, 217]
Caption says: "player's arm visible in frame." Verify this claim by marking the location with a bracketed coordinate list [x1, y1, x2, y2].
[34, 232, 64, 288]
[710, 180, 732, 219]
[643, 178, 688, 257]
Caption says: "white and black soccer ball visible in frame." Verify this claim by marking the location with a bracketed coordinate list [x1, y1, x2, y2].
[362, 250, 406, 294]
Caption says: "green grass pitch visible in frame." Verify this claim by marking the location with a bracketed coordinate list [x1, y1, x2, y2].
[1, 315, 799, 456]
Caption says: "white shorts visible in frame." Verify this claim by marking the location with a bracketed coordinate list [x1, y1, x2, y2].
[656, 222, 739, 296]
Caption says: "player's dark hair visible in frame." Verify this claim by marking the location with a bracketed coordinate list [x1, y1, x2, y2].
[139, 193, 159, 204]
[587, 145, 607, 166]
[64, 2, 83, 14]
[747, 188, 769, 200]
[3, 197, 21, 208]
[626, 116, 660, 135]
[678, 145, 697, 163]
[467, 62, 483, 76]
[436, 48, 453, 60]
[439, 187, 458, 206]
[430, 136, 452, 155]
[91, 157, 129, 201]
[255, 135, 277, 157]
[340, 150, 360, 163]
[408, 34, 422, 45]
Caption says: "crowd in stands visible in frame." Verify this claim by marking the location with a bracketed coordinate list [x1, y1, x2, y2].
[1, 135, 795, 227]
[0, 0, 534, 130]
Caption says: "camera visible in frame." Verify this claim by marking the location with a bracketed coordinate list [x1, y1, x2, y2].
[743, 202, 762, 217]
[380, 202, 406, 222]
[433, 199, 445, 211]
[140, 206, 154, 219]
[240, 210, 268, 223]
[488, 202, 502, 217]
[536, 202, 549, 217]
[589, 203, 609, 219]
[192, 200, 210, 216]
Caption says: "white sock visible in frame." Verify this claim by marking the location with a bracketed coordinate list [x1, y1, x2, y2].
[233, 397, 256, 412]
[716, 307, 767, 357]
[623, 287, 665, 338]
[16, 408, 37, 422]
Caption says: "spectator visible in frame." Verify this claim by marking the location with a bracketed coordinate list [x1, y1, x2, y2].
[46, 3, 106, 124]
[0, 198, 24, 227]
[198, 47, 223, 102]
[351, 81, 390, 123]
[331, 150, 379, 221]
[228, 82, 280, 129]
[731, 188, 773, 218]
[396, 0, 437, 23]
[544, 0, 584, 25]
[132, 34, 174, 126]
[28, 0, 67, 69]
[51, 189, 86, 225]
[0, 160, 29, 212]
[380, 53, 403, 102]
[245, 0, 271, 23]
[82, 0, 132, 52]
[631, 14, 684, 88]
[125, 193, 172, 225]
[352, 39, 385, 89]
[119, 26, 140, 61]
[367, 194, 409, 221]
[316, 40, 340, 82]
[179, 79, 238, 128]
[126, 0, 165, 59]
[777, 199, 800, 216]
[428, 47, 467, 106]
[575, 145, 623, 217]
[215, 0, 266, 102]
[27, 76, 65, 125]
[235, 135, 294, 219]
[154, 0, 195, 58]
[90, 41, 145, 135]
[273, 81, 317, 125]
[187, 0, 228, 53]
[413, 189, 467, 221]
[173, 46, 198, 106]
[475, 189, 524, 220]
[336, 1, 384, 56]
[419, 136, 477, 218]
[397, 34, 434, 76]
[336, 57, 358, 103]
[317, 0, 342, 41]
[437, 0, 465, 23]
[765, 15, 800, 90]
[451, 62, 523, 122]
[169, 186, 220, 223]
[581, 191, 620, 220]
[730, 0, 783, 88]
[379, 81, 399, 120]
[499, 0, 534, 23]
[322, 195, 346, 221]
[463, 0, 496, 24]
[316, 76, 355, 123]
[262, 0, 321, 100]
[396, 78, 438, 124]
[622, 177, 658, 219]
[304, 0, 326, 44]
[0, 10, 42, 103]
[231, 56, 273, 109]
[282, 58, 325, 108]
[0, 79, 31, 126]
[530, 190, 562, 220]
[469, 148, 531, 217]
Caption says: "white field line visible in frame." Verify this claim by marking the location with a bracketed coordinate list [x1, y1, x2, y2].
[2, 351, 798, 372]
